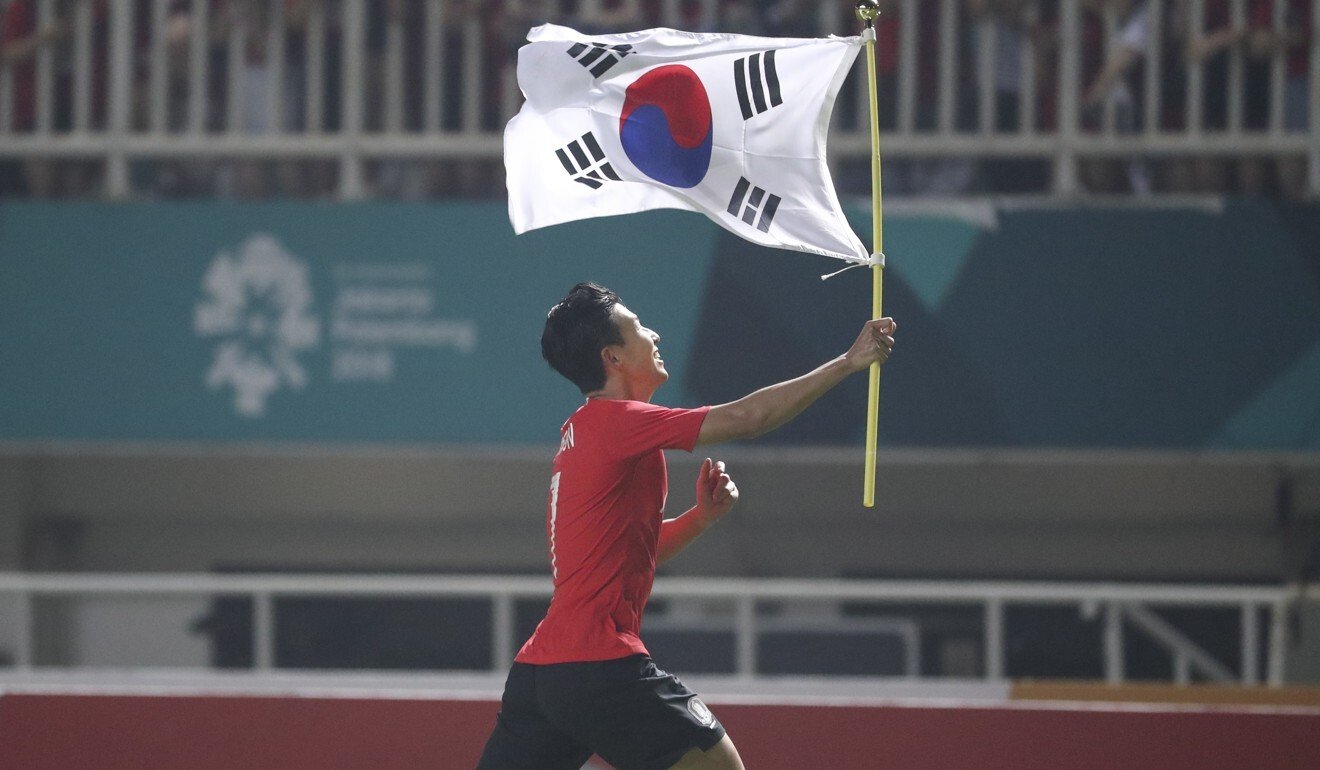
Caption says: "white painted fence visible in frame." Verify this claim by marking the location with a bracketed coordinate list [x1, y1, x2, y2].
[3, 572, 1317, 686]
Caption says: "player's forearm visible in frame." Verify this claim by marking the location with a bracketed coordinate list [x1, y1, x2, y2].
[724, 355, 854, 439]
[657, 506, 714, 565]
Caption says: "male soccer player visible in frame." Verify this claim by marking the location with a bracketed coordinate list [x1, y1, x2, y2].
[478, 283, 897, 770]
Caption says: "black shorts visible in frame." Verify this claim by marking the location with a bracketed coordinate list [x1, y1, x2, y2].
[477, 654, 726, 770]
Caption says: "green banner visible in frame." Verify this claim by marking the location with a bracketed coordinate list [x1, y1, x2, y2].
[0, 202, 717, 443]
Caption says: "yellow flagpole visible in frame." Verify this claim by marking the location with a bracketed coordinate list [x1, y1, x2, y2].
[857, 1, 885, 508]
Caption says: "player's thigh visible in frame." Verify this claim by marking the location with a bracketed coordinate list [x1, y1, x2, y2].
[667, 735, 744, 770]
[478, 663, 593, 770]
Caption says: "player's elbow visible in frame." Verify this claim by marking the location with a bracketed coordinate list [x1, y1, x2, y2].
[698, 402, 772, 446]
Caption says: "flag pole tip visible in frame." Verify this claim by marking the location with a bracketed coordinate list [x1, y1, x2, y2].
[855, 0, 881, 25]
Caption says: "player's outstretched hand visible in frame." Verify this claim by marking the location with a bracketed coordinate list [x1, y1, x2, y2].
[843, 317, 897, 372]
[695, 457, 739, 523]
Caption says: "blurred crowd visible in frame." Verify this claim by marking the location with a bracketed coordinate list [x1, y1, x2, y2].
[0, 0, 1313, 200]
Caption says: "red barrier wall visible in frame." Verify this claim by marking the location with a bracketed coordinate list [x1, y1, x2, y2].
[3, 693, 1320, 769]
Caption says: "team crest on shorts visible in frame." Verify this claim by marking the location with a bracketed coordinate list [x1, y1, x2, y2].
[687, 696, 716, 728]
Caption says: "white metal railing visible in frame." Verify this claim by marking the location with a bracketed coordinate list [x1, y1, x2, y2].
[2, 572, 1316, 686]
[0, 0, 1316, 198]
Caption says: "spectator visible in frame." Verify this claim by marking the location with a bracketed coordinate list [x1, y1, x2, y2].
[1247, 0, 1311, 199]
[1080, 0, 1153, 194]
[967, 0, 1052, 193]
[1183, 0, 1244, 192]
[1, 0, 69, 197]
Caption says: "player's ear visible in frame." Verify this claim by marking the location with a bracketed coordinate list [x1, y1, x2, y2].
[600, 345, 621, 369]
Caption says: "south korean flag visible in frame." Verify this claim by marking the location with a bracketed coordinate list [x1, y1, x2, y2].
[505, 25, 867, 266]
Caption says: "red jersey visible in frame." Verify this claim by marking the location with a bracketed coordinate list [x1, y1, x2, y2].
[515, 398, 709, 665]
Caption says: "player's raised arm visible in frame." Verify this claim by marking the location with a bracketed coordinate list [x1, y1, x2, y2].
[695, 318, 897, 447]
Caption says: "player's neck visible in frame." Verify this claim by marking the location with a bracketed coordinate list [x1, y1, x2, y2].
[588, 375, 657, 403]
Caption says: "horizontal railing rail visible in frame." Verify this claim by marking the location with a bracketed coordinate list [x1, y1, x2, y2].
[2, 573, 1316, 686]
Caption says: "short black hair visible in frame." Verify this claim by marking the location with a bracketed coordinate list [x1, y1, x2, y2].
[541, 282, 624, 394]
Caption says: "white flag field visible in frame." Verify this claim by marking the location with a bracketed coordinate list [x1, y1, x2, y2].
[504, 24, 869, 265]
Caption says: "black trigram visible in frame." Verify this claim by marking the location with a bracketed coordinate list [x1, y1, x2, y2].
[726, 177, 781, 233]
[733, 50, 783, 120]
[566, 42, 634, 78]
[556, 132, 620, 190]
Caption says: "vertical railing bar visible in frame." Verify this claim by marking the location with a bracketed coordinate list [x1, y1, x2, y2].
[270, 0, 287, 134]
[0, 49, 12, 134]
[424, 0, 444, 133]
[817, 0, 836, 41]
[253, 591, 275, 671]
[501, 61, 521, 123]
[1267, 598, 1287, 687]
[663, 0, 682, 28]
[1055, 0, 1081, 193]
[937, 0, 957, 136]
[1021, 2, 1038, 133]
[984, 597, 1004, 680]
[492, 593, 514, 673]
[226, 1, 245, 134]
[189, 0, 210, 134]
[14, 590, 34, 670]
[150, 0, 169, 134]
[461, 12, 482, 134]
[1144, 0, 1163, 138]
[1104, 601, 1124, 684]
[699, 0, 718, 31]
[1268, 0, 1285, 135]
[1241, 602, 1259, 685]
[977, 17, 995, 135]
[72, 0, 93, 132]
[1174, 653, 1190, 685]
[339, 0, 366, 199]
[903, 622, 920, 678]
[1102, 5, 1118, 134]
[306, 0, 325, 133]
[106, 0, 135, 197]
[898, 0, 917, 136]
[735, 596, 756, 679]
[1227, 0, 1245, 135]
[385, 5, 405, 133]
[1188, 0, 1205, 134]
[35, 0, 56, 134]
[1310, 0, 1320, 195]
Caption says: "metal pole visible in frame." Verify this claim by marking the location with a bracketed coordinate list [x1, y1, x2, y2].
[1242, 602, 1259, 685]
[1054, 0, 1081, 193]
[14, 591, 33, 670]
[735, 597, 756, 678]
[1104, 601, 1124, 685]
[339, 0, 366, 199]
[1267, 598, 1287, 687]
[1309, 0, 1320, 195]
[253, 592, 275, 670]
[492, 593, 514, 672]
[106, 0, 136, 198]
[984, 598, 1004, 679]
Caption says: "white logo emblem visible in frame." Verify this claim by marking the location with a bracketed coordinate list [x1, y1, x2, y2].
[194, 234, 320, 417]
[687, 696, 715, 728]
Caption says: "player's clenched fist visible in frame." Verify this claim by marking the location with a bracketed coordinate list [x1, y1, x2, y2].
[695, 457, 739, 523]
[844, 317, 897, 372]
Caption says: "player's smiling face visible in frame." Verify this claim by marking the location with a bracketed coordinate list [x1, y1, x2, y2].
[609, 304, 668, 391]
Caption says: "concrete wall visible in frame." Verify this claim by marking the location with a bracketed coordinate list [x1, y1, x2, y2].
[7, 447, 1317, 581]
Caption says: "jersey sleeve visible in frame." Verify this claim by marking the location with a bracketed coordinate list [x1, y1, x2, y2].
[609, 401, 710, 457]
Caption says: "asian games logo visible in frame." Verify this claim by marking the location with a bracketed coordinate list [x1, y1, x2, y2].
[618, 64, 712, 188]
[194, 234, 320, 418]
